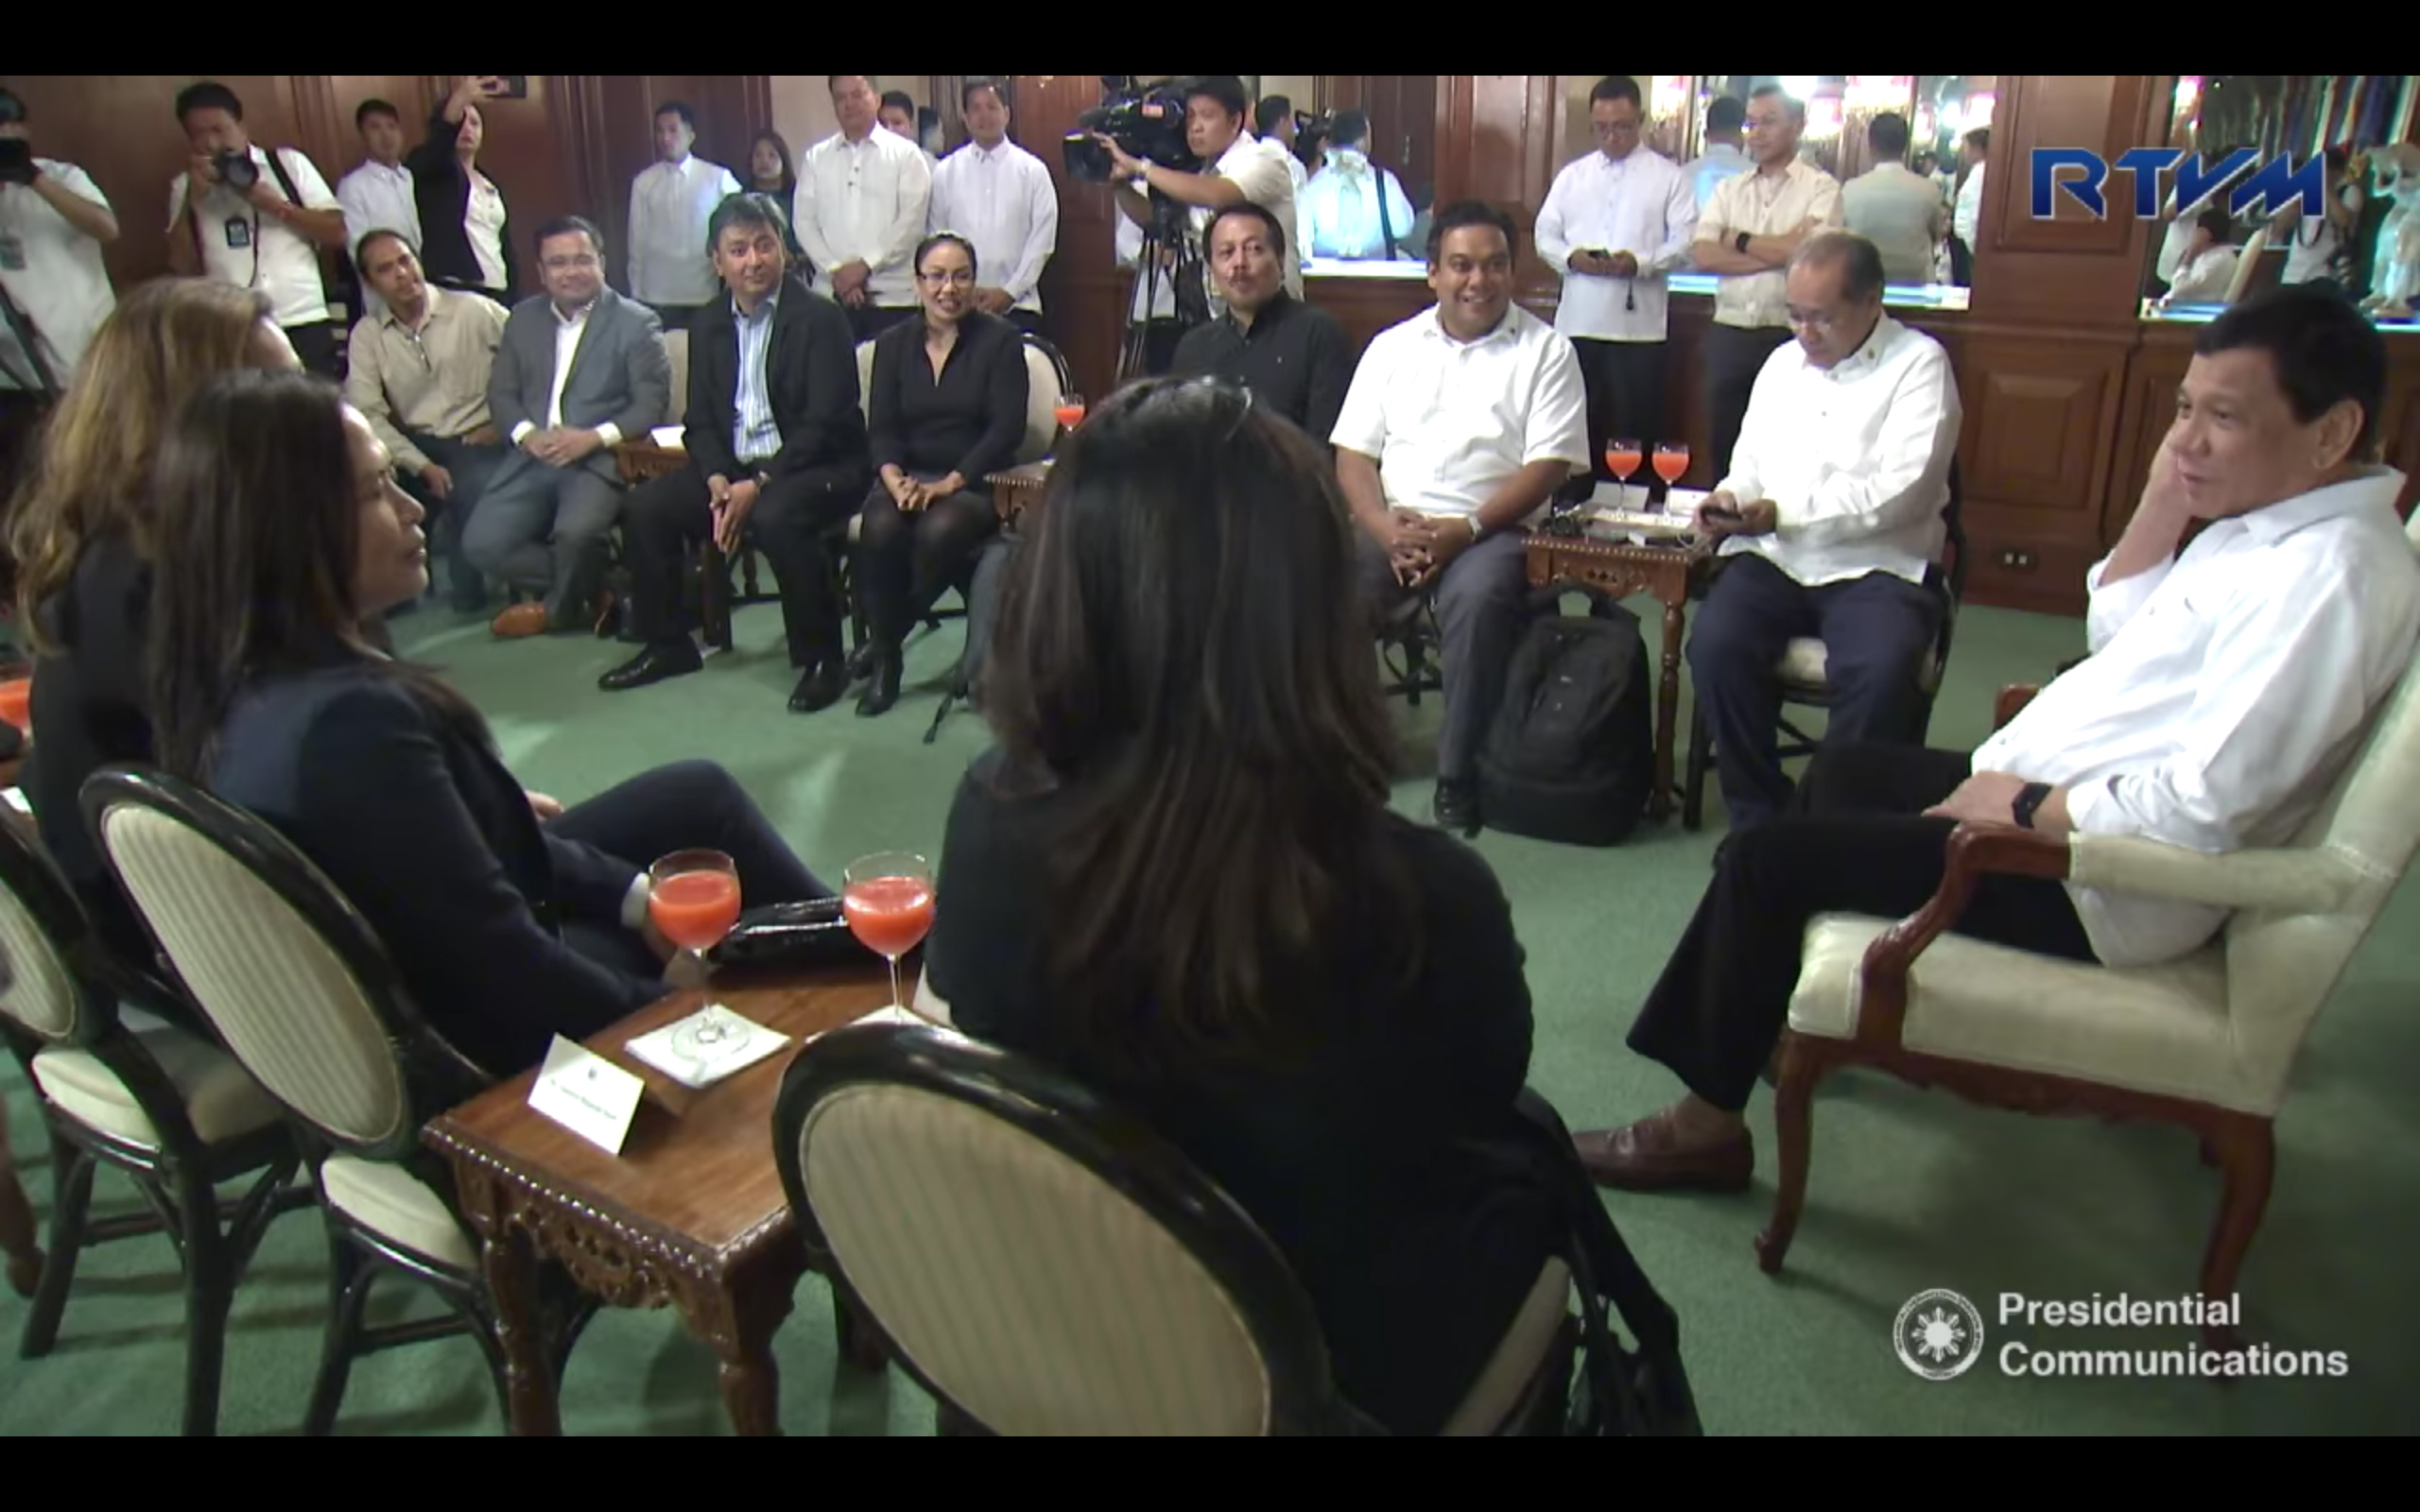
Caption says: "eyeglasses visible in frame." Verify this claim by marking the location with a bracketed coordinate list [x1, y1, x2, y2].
[918, 269, 976, 287]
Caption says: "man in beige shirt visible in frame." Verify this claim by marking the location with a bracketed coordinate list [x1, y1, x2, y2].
[1690, 84, 1842, 480]
[345, 228, 510, 611]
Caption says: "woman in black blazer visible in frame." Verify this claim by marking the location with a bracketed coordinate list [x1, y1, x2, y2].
[924, 379, 1634, 1435]
[851, 232, 1028, 717]
[407, 77, 517, 304]
[10, 280, 301, 965]
[143, 371, 830, 1078]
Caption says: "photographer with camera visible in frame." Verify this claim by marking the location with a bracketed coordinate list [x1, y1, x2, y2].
[1096, 74, 1301, 322]
[164, 81, 349, 377]
[0, 87, 116, 414]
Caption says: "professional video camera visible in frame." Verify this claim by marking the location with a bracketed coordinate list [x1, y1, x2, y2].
[1063, 76, 1198, 183]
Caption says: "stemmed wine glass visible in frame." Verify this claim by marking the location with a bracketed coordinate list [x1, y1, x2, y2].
[842, 852, 936, 1018]
[1054, 391, 1087, 435]
[648, 850, 742, 1005]
[1651, 441, 1692, 509]
[1604, 438, 1643, 507]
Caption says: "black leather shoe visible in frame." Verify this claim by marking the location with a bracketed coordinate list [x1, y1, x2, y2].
[597, 641, 702, 693]
[856, 649, 903, 717]
[789, 662, 846, 713]
[845, 642, 877, 682]
[1433, 778, 1481, 837]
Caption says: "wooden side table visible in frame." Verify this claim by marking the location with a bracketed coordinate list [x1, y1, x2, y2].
[1522, 528, 1710, 820]
[424, 965, 900, 1436]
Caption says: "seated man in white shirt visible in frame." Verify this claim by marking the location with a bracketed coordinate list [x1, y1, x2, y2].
[928, 77, 1058, 335]
[2158, 206, 2242, 310]
[1334, 200, 1590, 835]
[1573, 285, 2420, 1191]
[1686, 232, 1962, 830]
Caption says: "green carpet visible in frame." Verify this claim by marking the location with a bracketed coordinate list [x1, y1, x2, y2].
[3, 593, 2414, 1435]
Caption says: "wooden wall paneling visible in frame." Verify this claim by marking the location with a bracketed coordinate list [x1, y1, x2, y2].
[2383, 360, 2420, 519]
[1440, 77, 1562, 315]
[1009, 75, 1124, 403]
[1973, 73, 2165, 329]
[1332, 76, 1441, 202]
[2098, 322, 2194, 546]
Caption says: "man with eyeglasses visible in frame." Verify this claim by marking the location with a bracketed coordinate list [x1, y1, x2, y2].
[469, 215, 671, 640]
[345, 229, 511, 612]
[1690, 84, 1842, 483]
[1534, 77, 1699, 507]
[1684, 231, 1962, 829]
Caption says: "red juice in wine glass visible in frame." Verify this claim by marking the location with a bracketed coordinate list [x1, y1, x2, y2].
[1652, 445, 1690, 486]
[1605, 442, 1643, 483]
[843, 875, 936, 960]
[649, 870, 742, 953]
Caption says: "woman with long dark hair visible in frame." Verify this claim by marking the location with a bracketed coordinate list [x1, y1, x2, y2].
[145, 371, 832, 1077]
[924, 378, 1589, 1435]
[10, 280, 298, 960]
[850, 231, 1028, 716]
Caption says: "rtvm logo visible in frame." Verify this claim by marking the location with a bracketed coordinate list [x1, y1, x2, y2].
[2031, 148, 2325, 220]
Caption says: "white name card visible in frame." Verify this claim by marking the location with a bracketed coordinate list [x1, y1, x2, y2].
[527, 1035, 647, 1156]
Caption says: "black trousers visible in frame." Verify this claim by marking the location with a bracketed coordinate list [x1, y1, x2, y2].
[623, 460, 867, 669]
[285, 319, 342, 380]
[398, 431, 510, 611]
[1569, 338, 1671, 504]
[853, 476, 1000, 649]
[1701, 324, 1791, 485]
[1689, 554, 1945, 828]
[545, 759, 830, 979]
[1626, 742, 2097, 1114]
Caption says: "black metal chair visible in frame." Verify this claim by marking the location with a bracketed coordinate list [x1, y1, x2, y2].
[1681, 459, 1969, 830]
[772, 1021, 1581, 1436]
[79, 767, 596, 1435]
[0, 806, 305, 1435]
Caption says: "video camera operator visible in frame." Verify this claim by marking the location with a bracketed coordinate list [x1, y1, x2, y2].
[164, 80, 350, 377]
[1095, 76, 1301, 337]
[0, 86, 117, 507]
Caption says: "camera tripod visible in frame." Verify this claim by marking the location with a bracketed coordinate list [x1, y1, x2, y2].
[1117, 194, 1210, 383]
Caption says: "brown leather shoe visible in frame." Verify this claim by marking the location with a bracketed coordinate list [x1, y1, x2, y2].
[490, 603, 549, 639]
[1572, 1110, 1754, 1194]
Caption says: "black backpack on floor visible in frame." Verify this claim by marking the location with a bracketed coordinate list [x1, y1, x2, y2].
[1478, 589, 1652, 847]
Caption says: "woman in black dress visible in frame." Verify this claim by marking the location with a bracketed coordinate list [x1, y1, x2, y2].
[850, 232, 1028, 716]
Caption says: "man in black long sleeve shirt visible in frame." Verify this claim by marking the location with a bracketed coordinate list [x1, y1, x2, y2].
[1173, 203, 1351, 447]
[600, 194, 870, 713]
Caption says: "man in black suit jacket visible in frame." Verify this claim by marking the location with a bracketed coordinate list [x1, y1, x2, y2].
[601, 193, 871, 713]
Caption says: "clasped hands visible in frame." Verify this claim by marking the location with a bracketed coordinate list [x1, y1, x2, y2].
[706, 473, 761, 554]
[1570, 249, 1641, 278]
[885, 469, 966, 515]
[1384, 509, 1477, 589]
[1691, 490, 1777, 541]
[520, 426, 605, 468]
[830, 259, 873, 309]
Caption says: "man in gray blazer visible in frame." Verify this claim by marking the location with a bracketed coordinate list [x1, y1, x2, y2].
[465, 215, 672, 637]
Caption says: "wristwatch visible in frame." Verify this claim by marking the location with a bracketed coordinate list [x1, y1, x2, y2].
[2012, 782, 2053, 830]
[1734, 231, 1752, 254]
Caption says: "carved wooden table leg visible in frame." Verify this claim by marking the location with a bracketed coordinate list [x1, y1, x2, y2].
[1651, 595, 1687, 819]
[694, 1259, 800, 1436]
[0, 1092, 43, 1299]
[455, 1165, 564, 1436]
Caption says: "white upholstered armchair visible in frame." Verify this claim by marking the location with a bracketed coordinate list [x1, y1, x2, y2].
[1759, 513, 2420, 1351]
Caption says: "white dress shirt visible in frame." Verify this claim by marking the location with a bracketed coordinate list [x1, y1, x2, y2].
[336, 158, 419, 260]
[795, 127, 932, 309]
[1534, 146, 1698, 341]
[928, 137, 1059, 314]
[1331, 302, 1589, 521]
[627, 154, 741, 306]
[0, 160, 115, 391]
[1842, 163, 1945, 285]
[508, 298, 623, 448]
[1278, 146, 1309, 268]
[1973, 468, 2420, 967]
[1696, 160, 1843, 330]
[465, 176, 509, 291]
[166, 145, 339, 329]
[1953, 162, 1985, 249]
[1715, 313, 1962, 587]
[1298, 147, 1415, 263]
[2161, 245, 2239, 306]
